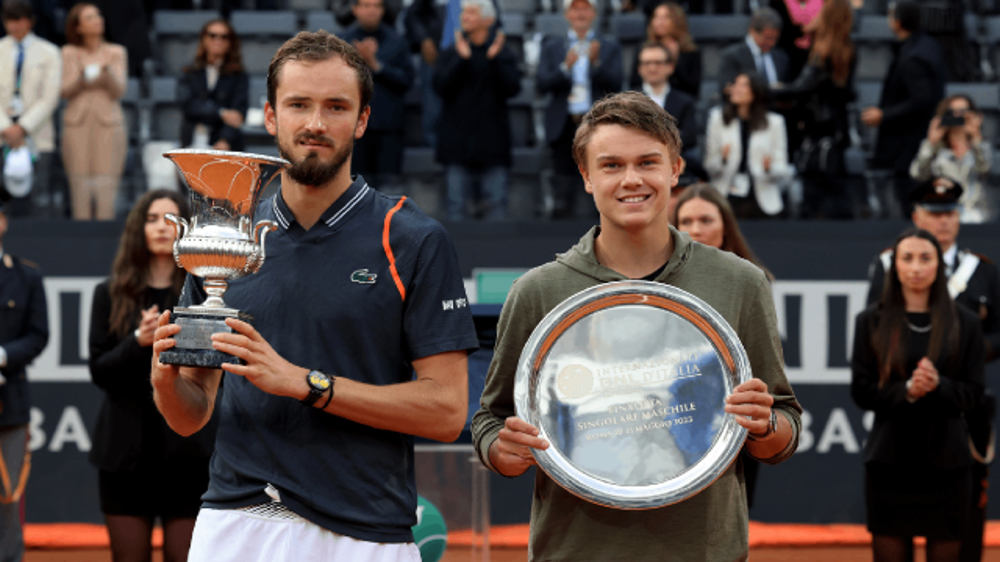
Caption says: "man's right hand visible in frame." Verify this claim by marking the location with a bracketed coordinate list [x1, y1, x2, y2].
[151, 310, 181, 388]
[421, 37, 438, 65]
[488, 416, 550, 477]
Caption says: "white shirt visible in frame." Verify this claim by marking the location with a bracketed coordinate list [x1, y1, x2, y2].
[745, 35, 777, 85]
[564, 29, 595, 115]
[943, 243, 958, 276]
[642, 82, 670, 109]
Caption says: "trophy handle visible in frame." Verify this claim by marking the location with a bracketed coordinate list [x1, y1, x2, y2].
[165, 214, 190, 270]
[247, 220, 279, 274]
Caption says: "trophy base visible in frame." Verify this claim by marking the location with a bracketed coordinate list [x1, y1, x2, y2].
[159, 309, 252, 368]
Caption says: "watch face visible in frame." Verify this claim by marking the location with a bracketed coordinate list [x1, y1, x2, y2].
[308, 371, 331, 391]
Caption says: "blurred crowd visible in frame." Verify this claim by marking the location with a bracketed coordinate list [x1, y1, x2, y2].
[1, 0, 999, 222]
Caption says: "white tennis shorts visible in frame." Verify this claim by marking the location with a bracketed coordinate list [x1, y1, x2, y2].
[187, 507, 422, 562]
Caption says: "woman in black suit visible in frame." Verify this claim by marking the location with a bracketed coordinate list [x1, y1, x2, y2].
[851, 227, 985, 562]
[89, 190, 218, 562]
[179, 19, 248, 151]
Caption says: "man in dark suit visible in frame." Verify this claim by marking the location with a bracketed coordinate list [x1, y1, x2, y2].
[0, 188, 49, 562]
[341, 0, 414, 193]
[717, 7, 788, 94]
[636, 41, 705, 183]
[861, 0, 946, 218]
[537, 0, 622, 219]
[865, 177, 1000, 562]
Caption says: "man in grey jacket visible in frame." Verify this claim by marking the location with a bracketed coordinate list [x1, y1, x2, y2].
[471, 91, 801, 561]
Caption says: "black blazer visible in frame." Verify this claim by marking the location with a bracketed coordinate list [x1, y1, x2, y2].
[536, 32, 624, 144]
[433, 41, 521, 167]
[717, 39, 789, 95]
[851, 305, 985, 469]
[872, 32, 947, 173]
[179, 68, 249, 151]
[661, 88, 697, 151]
[87, 281, 217, 471]
[0, 255, 48, 428]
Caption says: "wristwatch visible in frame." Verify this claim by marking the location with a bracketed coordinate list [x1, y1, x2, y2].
[747, 410, 778, 442]
[301, 370, 334, 407]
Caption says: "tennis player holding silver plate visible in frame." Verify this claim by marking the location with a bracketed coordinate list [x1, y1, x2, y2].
[470, 92, 801, 562]
[513, 280, 753, 509]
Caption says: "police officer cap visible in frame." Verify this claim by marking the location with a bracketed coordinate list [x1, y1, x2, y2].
[909, 176, 964, 212]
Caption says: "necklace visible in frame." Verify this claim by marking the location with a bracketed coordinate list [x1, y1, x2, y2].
[908, 322, 932, 333]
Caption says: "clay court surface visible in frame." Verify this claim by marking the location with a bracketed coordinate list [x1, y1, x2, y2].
[20, 546, 1000, 561]
[22, 522, 1000, 561]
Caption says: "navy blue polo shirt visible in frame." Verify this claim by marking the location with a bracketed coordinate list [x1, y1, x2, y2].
[180, 176, 479, 543]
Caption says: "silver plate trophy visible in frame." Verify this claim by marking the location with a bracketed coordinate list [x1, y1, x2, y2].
[158, 149, 289, 368]
[514, 281, 752, 510]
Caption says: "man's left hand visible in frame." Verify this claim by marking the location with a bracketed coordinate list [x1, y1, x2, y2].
[486, 31, 505, 60]
[212, 318, 307, 399]
[724, 378, 774, 436]
[353, 38, 381, 70]
[588, 40, 600, 63]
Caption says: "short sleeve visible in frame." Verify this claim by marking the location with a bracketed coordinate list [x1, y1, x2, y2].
[400, 224, 479, 361]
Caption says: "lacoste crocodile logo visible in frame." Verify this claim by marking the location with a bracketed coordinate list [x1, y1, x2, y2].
[351, 269, 377, 284]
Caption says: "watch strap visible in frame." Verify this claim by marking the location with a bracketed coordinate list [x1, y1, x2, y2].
[747, 409, 778, 442]
[301, 370, 332, 407]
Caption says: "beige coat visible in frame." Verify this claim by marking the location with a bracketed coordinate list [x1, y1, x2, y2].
[0, 33, 62, 153]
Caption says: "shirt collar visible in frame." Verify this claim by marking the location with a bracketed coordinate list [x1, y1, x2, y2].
[943, 243, 958, 268]
[14, 33, 33, 49]
[745, 35, 763, 58]
[642, 82, 669, 106]
[272, 175, 372, 231]
[568, 28, 595, 42]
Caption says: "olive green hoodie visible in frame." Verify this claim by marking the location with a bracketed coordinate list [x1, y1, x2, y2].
[471, 225, 802, 562]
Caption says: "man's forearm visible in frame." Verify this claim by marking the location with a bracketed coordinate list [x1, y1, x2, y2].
[153, 367, 219, 437]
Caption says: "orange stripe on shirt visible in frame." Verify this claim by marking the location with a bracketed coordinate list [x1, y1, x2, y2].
[383, 197, 407, 302]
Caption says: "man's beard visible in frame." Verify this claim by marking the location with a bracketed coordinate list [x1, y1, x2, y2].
[277, 131, 353, 187]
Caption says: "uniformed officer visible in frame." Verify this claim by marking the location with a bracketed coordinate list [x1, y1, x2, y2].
[866, 175, 1000, 562]
[0, 186, 49, 562]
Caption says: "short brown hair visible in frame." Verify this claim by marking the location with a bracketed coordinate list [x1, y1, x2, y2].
[64, 3, 97, 46]
[639, 41, 673, 65]
[1, 0, 33, 22]
[267, 30, 373, 115]
[571, 91, 682, 169]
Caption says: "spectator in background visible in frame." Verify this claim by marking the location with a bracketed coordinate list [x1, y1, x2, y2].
[0, 0, 61, 217]
[333, 0, 403, 29]
[629, 2, 701, 99]
[861, 0, 946, 219]
[910, 95, 992, 224]
[852, 227, 984, 562]
[704, 72, 791, 219]
[179, 19, 248, 152]
[60, 2, 127, 220]
[636, 42, 702, 178]
[0, 188, 49, 562]
[772, 0, 856, 219]
[717, 7, 788, 94]
[341, 0, 414, 194]
[770, 0, 824, 83]
[537, 0, 622, 219]
[404, 0, 447, 148]
[434, 0, 520, 221]
[88, 190, 216, 562]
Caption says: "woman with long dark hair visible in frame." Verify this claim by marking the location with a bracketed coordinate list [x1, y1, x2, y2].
[704, 71, 792, 218]
[628, 2, 701, 98]
[672, 182, 771, 280]
[672, 182, 772, 509]
[851, 228, 985, 562]
[774, 0, 856, 219]
[179, 19, 249, 152]
[88, 190, 218, 562]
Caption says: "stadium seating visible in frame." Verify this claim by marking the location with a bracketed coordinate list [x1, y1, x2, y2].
[231, 10, 300, 74]
[152, 10, 222, 75]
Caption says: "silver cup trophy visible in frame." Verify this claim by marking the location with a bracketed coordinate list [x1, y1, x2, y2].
[158, 149, 289, 368]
